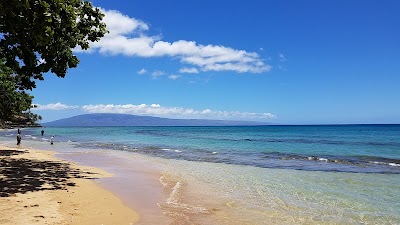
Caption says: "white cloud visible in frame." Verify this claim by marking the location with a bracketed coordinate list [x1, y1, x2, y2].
[34, 102, 79, 110]
[33, 102, 276, 120]
[168, 74, 180, 80]
[151, 70, 166, 79]
[101, 9, 148, 35]
[81, 104, 276, 120]
[78, 8, 271, 74]
[137, 68, 147, 75]
[179, 67, 199, 74]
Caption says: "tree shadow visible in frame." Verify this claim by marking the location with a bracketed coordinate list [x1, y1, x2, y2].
[0, 149, 98, 197]
[0, 149, 28, 157]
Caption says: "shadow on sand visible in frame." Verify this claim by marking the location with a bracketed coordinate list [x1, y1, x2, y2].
[0, 150, 97, 197]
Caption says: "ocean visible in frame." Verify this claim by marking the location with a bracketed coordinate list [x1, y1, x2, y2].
[1, 125, 400, 224]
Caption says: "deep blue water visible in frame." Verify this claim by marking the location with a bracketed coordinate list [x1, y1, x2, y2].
[4, 125, 400, 173]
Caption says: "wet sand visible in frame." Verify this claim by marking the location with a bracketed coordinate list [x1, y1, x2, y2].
[53, 147, 217, 224]
[57, 150, 172, 225]
[0, 145, 139, 225]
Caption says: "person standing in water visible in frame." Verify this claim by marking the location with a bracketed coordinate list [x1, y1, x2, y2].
[17, 133, 21, 145]
[41, 129, 44, 136]
[17, 128, 21, 145]
[50, 135, 54, 145]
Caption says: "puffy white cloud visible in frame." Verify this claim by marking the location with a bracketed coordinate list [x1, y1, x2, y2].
[34, 102, 79, 110]
[81, 104, 276, 120]
[179, 67, 199, 74]
[79, 8, 270, 74]
[137, 68, 147, 75]
[101, 9, 148, 35]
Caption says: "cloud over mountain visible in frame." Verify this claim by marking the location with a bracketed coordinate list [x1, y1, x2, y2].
[34, 103, 276, 121]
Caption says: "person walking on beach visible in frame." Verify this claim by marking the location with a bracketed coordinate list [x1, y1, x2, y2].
[41, 129, 44, 136]
[50, 135, 54, 145]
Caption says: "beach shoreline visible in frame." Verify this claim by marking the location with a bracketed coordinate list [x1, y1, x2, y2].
[55, 149, 172, 225]
[1, 125, 400, 224]
[0, 144, 139, 225]
[0, 138, 211, 225]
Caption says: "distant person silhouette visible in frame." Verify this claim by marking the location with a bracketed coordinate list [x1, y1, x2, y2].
[50, 135, 54, 145]
[41, 129, 44, 136]
[17, 128, 21, 145]
[17, 133, 21, 145]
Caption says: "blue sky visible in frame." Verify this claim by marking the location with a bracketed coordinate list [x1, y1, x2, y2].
[32, 0, 400, 124]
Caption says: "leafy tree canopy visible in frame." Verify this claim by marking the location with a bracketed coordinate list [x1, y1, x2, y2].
[0, 59, 35, 127]
[0, 0, 107, 90]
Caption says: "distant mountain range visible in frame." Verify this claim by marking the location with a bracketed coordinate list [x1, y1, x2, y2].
[42, 113, 270, 127]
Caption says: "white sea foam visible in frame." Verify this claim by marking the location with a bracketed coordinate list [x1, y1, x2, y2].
[371, 161, 400, 167]
[167, 181, 181, 204]
[174, 150, 182, 153]
[158, 179, 209, 218]
[212, 152, 218, 154]
[388, 163, 400, 167]
[307, 157, 328, 162]
[159, 175, 169, 188]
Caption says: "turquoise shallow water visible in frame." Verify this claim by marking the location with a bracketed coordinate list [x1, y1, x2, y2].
[6, 125, 400, 173]
[1, 125, 400, 224]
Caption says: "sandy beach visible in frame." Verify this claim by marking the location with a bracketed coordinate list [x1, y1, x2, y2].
[0, 144, 139, 225]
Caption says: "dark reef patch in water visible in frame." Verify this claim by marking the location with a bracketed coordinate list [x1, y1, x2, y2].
[73, 142, 400, 174]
